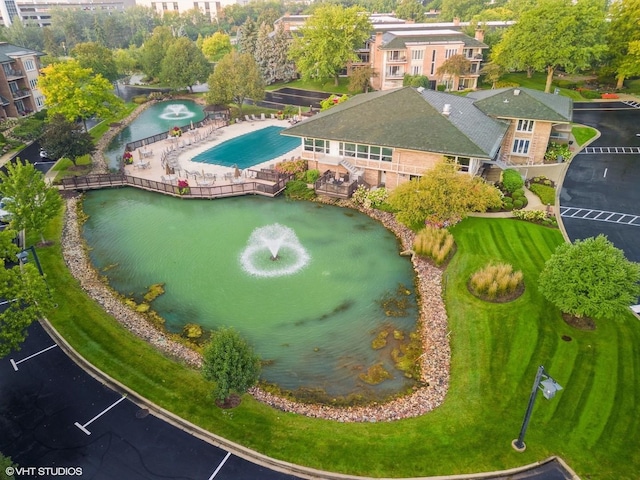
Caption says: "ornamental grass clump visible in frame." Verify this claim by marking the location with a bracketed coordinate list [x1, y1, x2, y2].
[413, 226, 455, 266]
[470, 263, 524, 300]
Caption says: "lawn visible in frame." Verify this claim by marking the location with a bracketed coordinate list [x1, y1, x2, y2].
[34, 213, 640, 479]
[499, 73, 585, 100]
[572, 126, 598, 146]
[266, 77, 350, 95]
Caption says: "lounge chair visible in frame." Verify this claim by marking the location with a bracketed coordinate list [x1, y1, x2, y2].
[245, 115, 251, 122]
[260, 113, 266, 121]
[270, 113, 277, 119]
[250, 114, 258, 121]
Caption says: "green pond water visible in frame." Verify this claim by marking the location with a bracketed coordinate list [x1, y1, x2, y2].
[82, 189, 418, 399]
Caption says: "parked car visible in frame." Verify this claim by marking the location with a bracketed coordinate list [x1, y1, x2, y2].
[39, 149, 50, 160]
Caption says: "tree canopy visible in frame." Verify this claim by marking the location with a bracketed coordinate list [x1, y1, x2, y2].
[0, 160, 63, 244]
[38, 59, 124, 131]
[40, 114, 96, 167]
[606, 0, 640, 89]
[491, 0, 608, 93]
[289, 4, 372, 86]
[201, 327, 261, 404]
[388, 161, 502, 229]
[538, 235, 640, 320]
[436, 54, 471, 90]
[70, 41, 118, 82]
[140, 26, 175, 80]
[159, 36, 210, 92]
[201, 32, 232, 62]
[205, 51, 265, 114]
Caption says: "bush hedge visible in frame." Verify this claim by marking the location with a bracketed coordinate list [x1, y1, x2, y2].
[502, 169, 524, 193]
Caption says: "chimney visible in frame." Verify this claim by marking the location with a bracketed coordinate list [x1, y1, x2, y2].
[475, 28, 485, 42]
[442, 104, 451, 116]
[453, 17, 460, 26]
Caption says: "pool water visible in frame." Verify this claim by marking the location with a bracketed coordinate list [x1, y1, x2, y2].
[192, 126, 301, 168]
[82, 190, 419, 401]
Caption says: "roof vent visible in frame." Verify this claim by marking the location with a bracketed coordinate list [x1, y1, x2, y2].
[442, 104, 451, 116]
[503, 98, 509, 103]
[513, 89, 521, 96]
[417, 86, 424, 93]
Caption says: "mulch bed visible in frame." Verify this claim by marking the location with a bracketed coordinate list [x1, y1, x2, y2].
[216, 394, 241, 409]
[562, 313, 596, 330]
[467, 282, 525, 303]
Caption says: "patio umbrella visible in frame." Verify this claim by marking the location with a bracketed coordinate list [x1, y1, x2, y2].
[298, 106, 302, 121]
[234, 165, 241, 179]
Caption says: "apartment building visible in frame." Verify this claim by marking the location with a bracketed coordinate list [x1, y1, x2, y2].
[0, 42, 45, 119]
[0, 0, 132, 27]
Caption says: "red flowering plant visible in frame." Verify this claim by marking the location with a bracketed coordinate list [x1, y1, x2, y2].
[123, 151, 133, 164]
[170, 126, 182, 137]
[177, 179, 190, 195]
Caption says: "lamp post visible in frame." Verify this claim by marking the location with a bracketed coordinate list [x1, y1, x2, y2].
[16, 245, 44, 277]
[512, 365, 563, 452]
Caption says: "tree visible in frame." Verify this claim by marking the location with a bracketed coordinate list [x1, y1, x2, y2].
[139, 26, 175, 80]
[114, 46, 141, 79]
[202, 327, 261, 405]
[388, 161, 502, 229]
[0, 159, 63, 244]
[201, 32, 232, 62]
[38, 60, 125, 131]
[436, 54, 471, 90]
[40, 114, 96, 167]
[538, 235, 640, 320]
[479, 62, 504, 89]
[289, 4, 372, 86]
[606, 0, 640, 89]
[395, 0, 425, 22]
[237, 17, 258, 57]
[440, 0, 486, 20]
[491, 0, 608, 93]
[70, 42, 118, 82]
[271, 23, 296, 84]
[254, 22, 274, 84]
[159, 37, 210, 92]
[205, 51, 265, 115]
[348, 65, 376, 93]
[0, 260, 54, 359]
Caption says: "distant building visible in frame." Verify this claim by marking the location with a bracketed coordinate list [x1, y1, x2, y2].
[134, 0, 242, 20]
[0, 0, 133, 27]
[0, 42, 46, 118]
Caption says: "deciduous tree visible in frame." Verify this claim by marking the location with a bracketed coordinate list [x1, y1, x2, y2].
[40, 114, 96, 167]
[201, 32, 232, 62]
[0, 159, 63, 244]
[140, 26, 175, 80]
[289, 4, 372, 86]
[348, 65, 376, 93]
[538, 235, 640, 320]
[71, 41, 118, 82]
[491, 0, 608, 93]
[606, 0, 640, 89]
[436, 54, 471, 90]
[159, 36, 210, 92]
[396, 0, 425, 22]
[205, 51, 265, 114]
[39, 60, 124, 131]
[202, 327, 261, 405]
[388, 161, 502, 229]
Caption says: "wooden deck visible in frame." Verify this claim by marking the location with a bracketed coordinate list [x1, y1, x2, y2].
[59, 172, 291, 199]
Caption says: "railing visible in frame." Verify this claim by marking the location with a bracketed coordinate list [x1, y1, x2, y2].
[4, 69, 23, 78]
[314, 170, 360, 198]
[59, 171, 292, 199]
[11, 89, 31, 99]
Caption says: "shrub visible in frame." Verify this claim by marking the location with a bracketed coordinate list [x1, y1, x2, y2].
[10, 117, 44, 141]
[436, 84, 446, 91]
[511, 188, 525, 199]
[132, 95, 148, 104]
[305, 169, 320, 184]
[579, 89, 601, 100]
[495, 81, 520, 88]
[528, 183, 555, 205]
[352, 185, 389, 209]
[554, 79, 577, 89]
[544, 142, 572, 162]
[469, 262, 524, 300]
[284, 179, 316, 199]
[413, 226, 455, 266]
[513, 198, 524, 209]
[502, 169, 524, 193]
[276, 158, 307, 179]
[502, 197, 514, 210]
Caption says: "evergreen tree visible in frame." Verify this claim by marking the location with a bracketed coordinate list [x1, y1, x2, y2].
[272, 23, 296, 83]
[237, 17, 258, 57]
[254, 22, 274, 84]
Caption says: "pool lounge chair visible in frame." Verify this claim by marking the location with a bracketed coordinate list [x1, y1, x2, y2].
[245, 115, 251, 122]
[250, 114, 258, 121]
[260, 113, 266, 121]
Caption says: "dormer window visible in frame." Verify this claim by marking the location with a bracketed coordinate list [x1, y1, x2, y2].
[517, 119, 535, 132]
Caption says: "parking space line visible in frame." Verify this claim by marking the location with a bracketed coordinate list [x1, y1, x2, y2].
[207, 451, 231, 480]
[561, 207, 640, 227]
[10, 344, 58, 371]
[74, 395, 127, 435]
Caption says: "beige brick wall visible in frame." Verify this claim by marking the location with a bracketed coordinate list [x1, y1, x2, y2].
[501, 121, 553, 165]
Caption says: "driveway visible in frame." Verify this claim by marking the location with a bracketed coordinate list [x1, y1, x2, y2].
[560, 101, 640, 262]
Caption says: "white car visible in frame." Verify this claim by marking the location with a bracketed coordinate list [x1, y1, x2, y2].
[39, 148, 50, 160]
[0, 197, 13, 223]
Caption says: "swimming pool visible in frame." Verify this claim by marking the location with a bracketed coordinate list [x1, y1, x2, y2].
[192, 126, 301, 168]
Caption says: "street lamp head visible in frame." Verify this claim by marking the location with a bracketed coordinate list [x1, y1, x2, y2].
[16, 251, 28, 263]
[540, 377, 563, 399]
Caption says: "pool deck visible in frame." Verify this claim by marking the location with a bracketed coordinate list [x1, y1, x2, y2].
[124, 117, 302, 186]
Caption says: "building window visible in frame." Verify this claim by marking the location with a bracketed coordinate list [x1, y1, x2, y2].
[430, 50, 436, 75]
[35, 96, 44, 107]
[339, 142, 392, 162]
[412, 65, 422, 75]
[385, 66, 403, 78]
[457, 157, 470, 172]
[304, 138, 329, 153]
[411, 49, 424, 61]
[386, 51, 403, 62]
[23, 59, 35, 71]
[445, 48, 457, 59]
[517, 119, 535, 132]
[29, 78, 38, 89]
[512, 138, 530, 155]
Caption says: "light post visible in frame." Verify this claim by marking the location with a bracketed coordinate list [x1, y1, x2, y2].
[512, 365, 563, 452]
[16, 245, 44, 277]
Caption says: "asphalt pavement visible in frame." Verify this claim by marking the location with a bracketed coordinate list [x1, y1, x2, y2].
[561, 101, 640, 263]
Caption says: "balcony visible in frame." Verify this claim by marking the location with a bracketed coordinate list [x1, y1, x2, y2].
[11, 89, 31, 100]
[386, 55, 407, 64]
[4, 69, 24, 80]
[385, 70, 404, 79]
[0, 95, 9, 106]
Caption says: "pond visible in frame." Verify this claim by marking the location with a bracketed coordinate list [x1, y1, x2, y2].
[82, 189, 419, 402]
